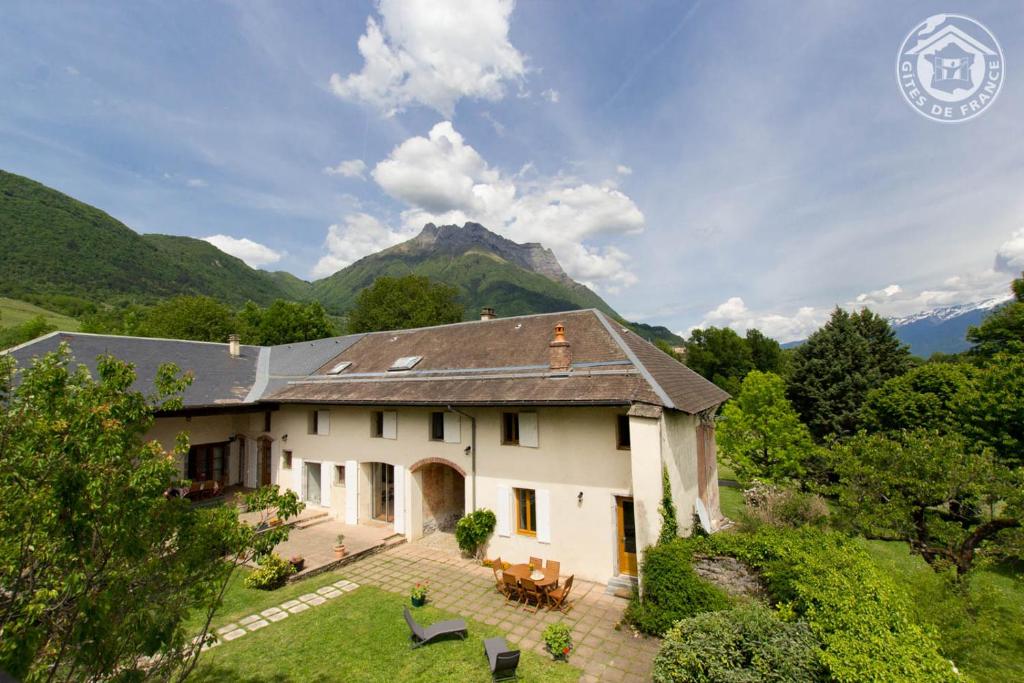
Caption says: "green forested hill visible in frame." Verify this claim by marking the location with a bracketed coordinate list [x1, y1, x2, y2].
[0, 170, 294, 306]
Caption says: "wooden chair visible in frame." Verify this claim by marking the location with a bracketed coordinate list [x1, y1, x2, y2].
[501, 572, 522, 607]
[546, 560, 560, 579]
[185, 481, 202, 499]
[529, 556, 544, 569]
[546, 574, 574, 613]
[520, 577, 544, 614]
[491, 557, 505, 595]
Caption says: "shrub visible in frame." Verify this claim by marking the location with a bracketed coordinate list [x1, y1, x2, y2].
[653, 605, 827, 683]
[542, 622, 573, 659]
[689, 528, 960, 682]
[658, 465, 679, 544]
[739, 482, 829, 531]
[243, 553, 294, 590]
[625, 539, 731, 636]
[454, 508, 497, 558]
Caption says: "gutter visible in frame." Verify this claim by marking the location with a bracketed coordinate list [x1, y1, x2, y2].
[446, 404, 477, 511]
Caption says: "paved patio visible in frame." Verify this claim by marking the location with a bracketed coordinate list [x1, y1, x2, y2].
[341, 533, 660, 682]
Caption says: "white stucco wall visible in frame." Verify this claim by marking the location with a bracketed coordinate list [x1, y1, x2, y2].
[661, 410, 701, 535]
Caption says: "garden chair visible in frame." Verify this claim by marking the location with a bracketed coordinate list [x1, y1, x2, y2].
[491, 557, 505, 594]
[483, 636, 520, 681]
[185, 481, 202, 499]
[520, 577, 544, 614]
[529, 556, 544, 569]
[501, 572, 522, 607]
[546, 560, 560, 583]
[403, 607, 467, 649]
[546, 574, 574, 614]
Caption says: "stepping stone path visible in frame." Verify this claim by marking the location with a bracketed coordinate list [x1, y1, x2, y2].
[206, 580, 359, 647]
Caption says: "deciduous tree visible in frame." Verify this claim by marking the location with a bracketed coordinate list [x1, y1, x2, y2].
[967, 273, 1024, 359]
[346, 275, 463, 333]
[238, 299, 337, 346]
[861, 362, 976, 434]
[135, 294, 238, 342]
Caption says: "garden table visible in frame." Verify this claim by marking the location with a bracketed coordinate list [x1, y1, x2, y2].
[505, 563, 558, 589]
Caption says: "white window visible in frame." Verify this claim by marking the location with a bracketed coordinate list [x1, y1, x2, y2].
[389, 356, 422, 371]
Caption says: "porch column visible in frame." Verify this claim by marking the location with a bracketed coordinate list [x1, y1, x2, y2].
[408, 468, 425, 541]
[344, 459, 358, 524]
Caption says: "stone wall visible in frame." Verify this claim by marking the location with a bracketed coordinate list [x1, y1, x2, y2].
[420, 463, 465, 534]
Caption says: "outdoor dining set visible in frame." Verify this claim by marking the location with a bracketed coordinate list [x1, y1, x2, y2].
[492, 556, 575, 613]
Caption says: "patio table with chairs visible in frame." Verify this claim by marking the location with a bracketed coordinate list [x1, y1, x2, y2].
[491, 556, 575, 614]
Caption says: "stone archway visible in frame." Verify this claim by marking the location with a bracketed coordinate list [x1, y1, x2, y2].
[410, 458, 466, 535]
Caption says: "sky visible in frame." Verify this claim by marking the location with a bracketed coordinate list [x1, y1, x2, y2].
[2, 0, 1023, 342]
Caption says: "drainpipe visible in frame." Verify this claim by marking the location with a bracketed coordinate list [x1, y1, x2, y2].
[447, 405, 477, 511]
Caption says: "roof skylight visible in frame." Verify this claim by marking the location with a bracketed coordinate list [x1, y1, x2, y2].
[389, 355, 422, 371]
[327, 361, 352, 374]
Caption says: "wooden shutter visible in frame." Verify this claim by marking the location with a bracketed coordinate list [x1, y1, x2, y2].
[496, 485, 511, 537]
[383, 411, 397, 439]
[443, 412, 461, 443]
[519, 412, 539, 448]
[316, 410, 331, 435]
[535, 489, 551, 543]
[393, 465, 406, 535]
[345, 460, 358, 524]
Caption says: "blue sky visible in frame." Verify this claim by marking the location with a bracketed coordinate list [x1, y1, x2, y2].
[2, 1, 1023, 341]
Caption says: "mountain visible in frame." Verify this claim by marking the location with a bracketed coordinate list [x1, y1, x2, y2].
[889, 296, 1010, 357]
[312, 222, 620, 319]
[0, 170, 296, 306]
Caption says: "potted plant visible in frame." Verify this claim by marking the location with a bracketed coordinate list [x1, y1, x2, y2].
[542, 623, 572, 661]
[333, 533, 346, 559]
[289, 555, 305, 572]
[410, 581, 429, 607]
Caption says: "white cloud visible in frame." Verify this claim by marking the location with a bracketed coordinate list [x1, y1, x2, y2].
[329, 0, 526, 117]
[186, 178, 207, 188]
[323, 159, 367, 179]
[616, 165, 632, 176]
[65, 65, 79, 76]
[541, 88, 560, 103]
[996, 228, 1024, 273]
[370, 121, 645, 291]
[312, 212, 415, 278]
[202, 234, 283, 269]
[686, 296, 826, 343]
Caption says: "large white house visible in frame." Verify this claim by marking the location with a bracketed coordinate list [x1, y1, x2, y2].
[8, 308, 729, 585]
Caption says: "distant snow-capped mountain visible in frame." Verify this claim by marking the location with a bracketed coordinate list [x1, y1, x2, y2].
[888, 295, 1011, 357]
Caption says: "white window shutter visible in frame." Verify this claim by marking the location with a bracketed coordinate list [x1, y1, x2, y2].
[316, 410, 330, 435]
[496, 485, 511, 537]
[383, 411, 397, 439]
[294, 457, 304, 498]
[321, 464, 332, 507]
[345, 460, 358, 524]
[536, 489, 551, 543]
[519, 412, 539, 448]
[270, 440, 281, 486]
[247, 440, 258, 488]
[393, 465, 406, 535]
[443, 412, 461, 443]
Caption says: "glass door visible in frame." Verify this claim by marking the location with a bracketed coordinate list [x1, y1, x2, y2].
[371, 462, 395, 522]
[616, 496, 638, 576]
[305, 462, 322, 505]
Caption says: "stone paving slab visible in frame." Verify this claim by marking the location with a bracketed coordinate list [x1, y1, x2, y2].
[268, 611, 289, 622]
[246, 619, 270, 631]
[216, 623, 238, 635]
[280, 599, 301, 610]
[222, 628, 247, 641]
[237, 615, 261, 627]
[287, 603, 310, 614]
[260, 607, 282, 617]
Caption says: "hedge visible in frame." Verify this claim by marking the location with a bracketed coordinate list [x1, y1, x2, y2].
[625, 538, 731, 636]
[688, 528, 960, 682]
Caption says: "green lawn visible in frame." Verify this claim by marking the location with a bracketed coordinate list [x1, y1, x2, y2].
[859, 539, 1024, 683]
[0, 297, 79, 331]
[193, 583, 580, 683]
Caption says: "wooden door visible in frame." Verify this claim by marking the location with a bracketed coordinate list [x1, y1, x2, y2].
[258, 438, 272, 487]
[616, 496, 638, 576]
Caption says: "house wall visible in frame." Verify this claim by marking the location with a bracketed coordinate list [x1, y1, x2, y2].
[661, 410, 702, 534]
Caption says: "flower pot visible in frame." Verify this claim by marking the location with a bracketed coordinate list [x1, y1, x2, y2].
[333, 545, 347, 559]
[411, 595, 426, 607]
[290, 558, 305, 572]
[545, 645, 571, 662]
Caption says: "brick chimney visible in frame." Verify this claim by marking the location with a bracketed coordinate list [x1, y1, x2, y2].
[228, 333, 241, 358]
[480, 307, 496, 321]
[549, 322, 572, 371]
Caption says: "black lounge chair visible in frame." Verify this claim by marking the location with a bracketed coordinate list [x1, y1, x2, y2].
[484, 636, 520, 681]
[403, 606, 468, 649]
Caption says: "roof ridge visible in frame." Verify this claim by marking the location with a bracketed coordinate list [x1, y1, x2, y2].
[349, 308, 600, 338]
[592, 310, 676, 410]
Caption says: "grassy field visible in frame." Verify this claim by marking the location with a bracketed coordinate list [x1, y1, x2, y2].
[192, 578, 580, 683]
[0, 297, 79, 331]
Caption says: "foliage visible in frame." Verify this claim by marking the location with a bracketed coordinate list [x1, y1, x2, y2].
[689, 527, 959, 682]
[788, 307, 908, 439]
[739, 482, 829, 531]
[410, 581, 430, 601]
[0, 296, 79, 332]
[135, 294, 238, 342]
[625, 539, 731, 636]
[652, 605, 827, 683]
[0, 346, 301, 682]
[717, 371, 818, 483]
[658, 465, 680, 543]
[967, 273, 1024, 359]
[0, 170, 300, 306]
[454, 508, 497, 558]
[861, 362, 976, 434]
[243, 553, 295, 590]
[683, 327, 754, 396]
[237, 299, 337, 346]
[831, 429, 1021, 576]
[960, 352, 1024, 468]
[346, 275, 464, 333]
[542, 622, 573, 659]
[0, 314, 56, 350]
[746, 328, 789, 378]
[189, 585, 581, 683]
